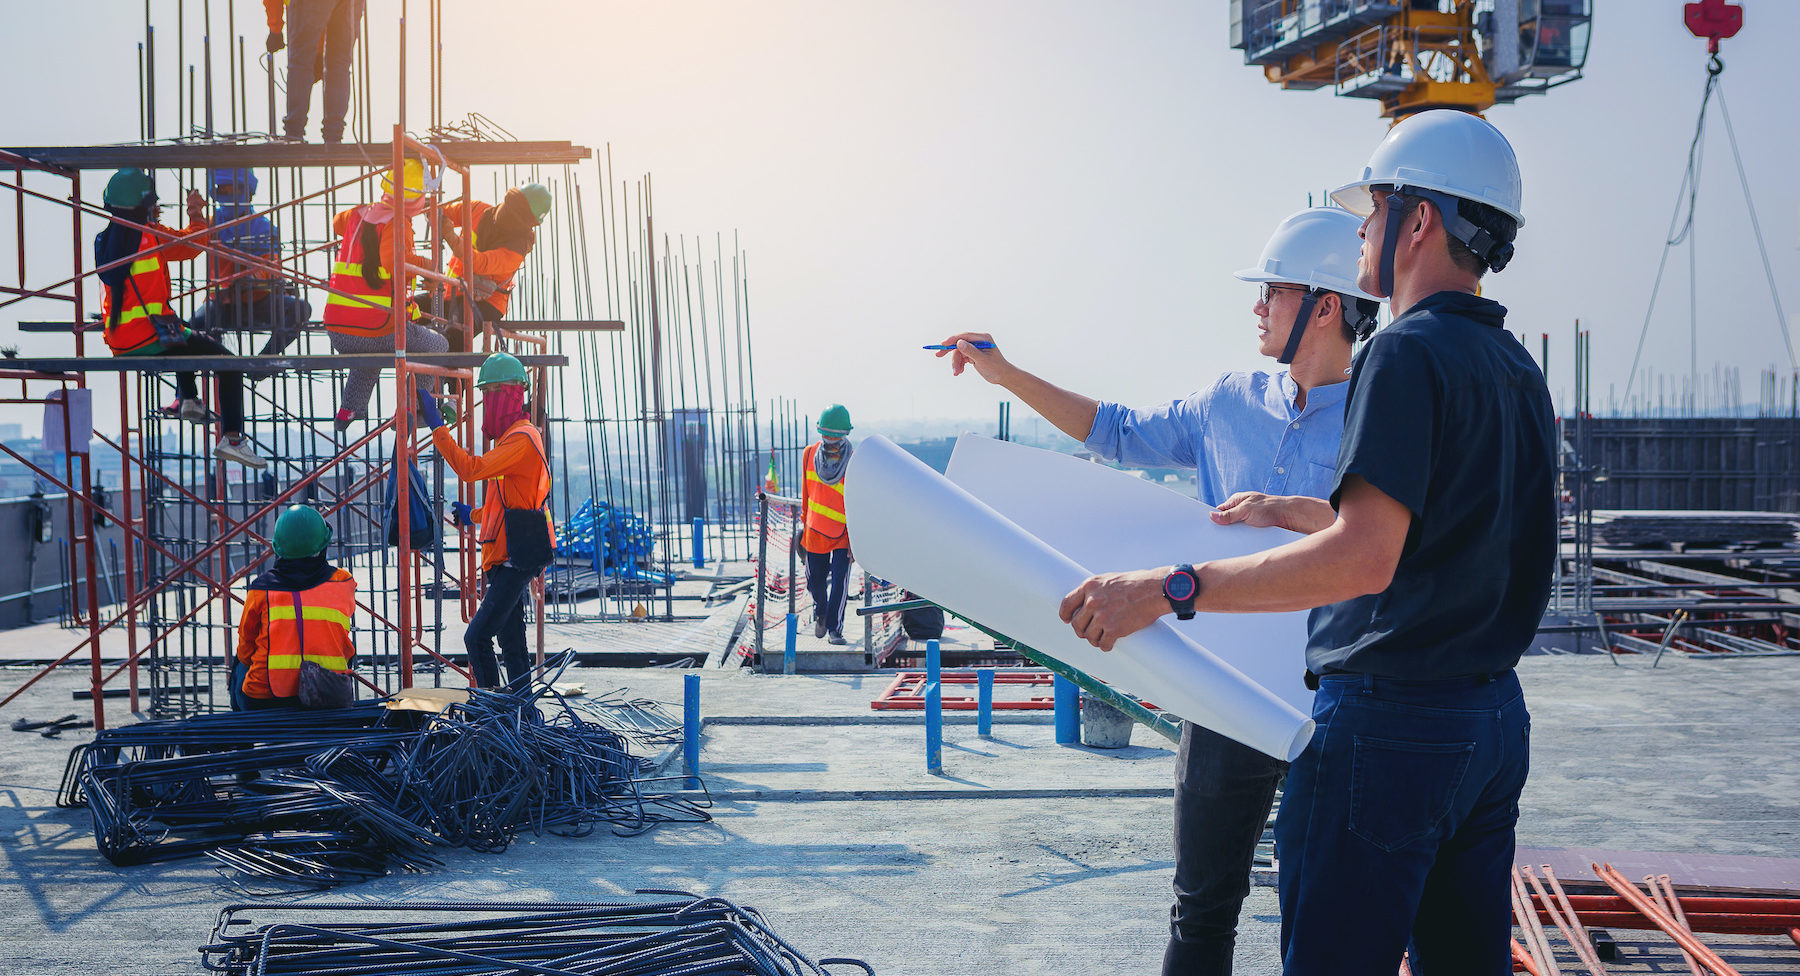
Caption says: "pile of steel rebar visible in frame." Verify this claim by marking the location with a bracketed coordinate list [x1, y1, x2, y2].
[59, 661, 711, 888]
[199, 897, 875, 975]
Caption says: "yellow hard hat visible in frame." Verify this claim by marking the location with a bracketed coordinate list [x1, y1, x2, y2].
[380, 158, 436, 200]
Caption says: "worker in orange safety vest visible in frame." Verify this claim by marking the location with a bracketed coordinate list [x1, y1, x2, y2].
[235, 505, 356, 710]
[800, 404, 854, 644]
[415, 353, 553, 690]
[415, 183, 551, 393]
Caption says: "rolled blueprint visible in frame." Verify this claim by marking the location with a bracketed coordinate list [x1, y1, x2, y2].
[946, 434, 1313, 714]
[846, 435, 1314, 761]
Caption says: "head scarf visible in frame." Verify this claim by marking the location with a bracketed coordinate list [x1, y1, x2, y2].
[361, 192, 431, 226]
[813, 436, 852, 484]
[483, 383, 527, 440]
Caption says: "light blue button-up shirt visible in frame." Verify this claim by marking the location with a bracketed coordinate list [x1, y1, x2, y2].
[1083, 370, 1349, 507]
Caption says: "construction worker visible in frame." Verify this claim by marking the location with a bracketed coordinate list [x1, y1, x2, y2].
[415, 353, 553, 690]
[800, 405, 855, 645]
[418, 184, 551, 390]
[323, 159, 450, 431]
[94, 168, 265, 468]
[189, 168, 312, 370]
[235, 505, 356, 710]
[940, 206, 1380, 976]
[264, 0, 362, 143]
[1056, 110, 1551, 975]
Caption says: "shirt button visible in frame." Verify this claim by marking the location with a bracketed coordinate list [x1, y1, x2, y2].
[1275, 466, 1285, 474]
[1291, 422, 1300, 429]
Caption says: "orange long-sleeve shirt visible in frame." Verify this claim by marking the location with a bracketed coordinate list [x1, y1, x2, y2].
[441, 200, 528, 317]
[433, 419, 551, 573]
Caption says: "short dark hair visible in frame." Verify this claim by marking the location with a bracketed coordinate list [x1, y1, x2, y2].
[1395, 194, 1519, 278]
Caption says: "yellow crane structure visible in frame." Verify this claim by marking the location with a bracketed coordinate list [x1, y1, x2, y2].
[1229, 1, 1592, 118]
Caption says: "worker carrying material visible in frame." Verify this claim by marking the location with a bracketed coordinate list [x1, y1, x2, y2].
[937, 204, 1379, 976]
[234, 505, 357, 710]
[189, 168, 312, 370]
[801, 404, 855, 645]
[94, 168, 265, 468]
[417, 353, 554, 690]
[417, 184, 551, 390]
[323, 159, 451, 432]
[264, 0, 362, 143]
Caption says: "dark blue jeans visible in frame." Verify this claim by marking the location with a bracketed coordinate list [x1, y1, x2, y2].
[804, 547, 851, 633]
[1163, 723, 1286, 976]
[465, 565, 533, 689]
[1275, 670, 1530, 976]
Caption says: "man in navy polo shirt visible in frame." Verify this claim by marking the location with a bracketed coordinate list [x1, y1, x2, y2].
[938, 207, 1381, 976]
[1059, 110, 1555, 975]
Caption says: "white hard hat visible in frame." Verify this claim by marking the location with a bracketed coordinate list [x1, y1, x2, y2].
[1233, 207, 1382, 304]
[1330, 109, 1524, 227]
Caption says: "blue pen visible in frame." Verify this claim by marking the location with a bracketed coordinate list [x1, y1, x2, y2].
[922, 341, 995, 350]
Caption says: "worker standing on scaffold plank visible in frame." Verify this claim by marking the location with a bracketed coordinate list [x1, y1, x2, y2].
[189, 168, 312, 376]
[264, 0, 362, 143]
[95, 168, 265, 468]
[1058, 111, 1552, 976]
[417, 183, 552, 393]
[939, 206, 1379, 976]
[234, 505, 357, 710]
[323, 159, 452, 432]
[800, 405, 855, 645]
[416, 353, 554, 691]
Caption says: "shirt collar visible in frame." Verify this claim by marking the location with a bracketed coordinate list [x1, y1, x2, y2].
[1277, 369, 1349, 416]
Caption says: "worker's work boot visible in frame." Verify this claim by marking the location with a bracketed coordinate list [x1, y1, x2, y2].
[214, 436, 267, 469]
[827, 629, 847, 646]
[174, 398, 209, 425]
[814, 619, 827, 639]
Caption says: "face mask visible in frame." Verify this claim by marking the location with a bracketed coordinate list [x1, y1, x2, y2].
[483, 383, 526, 439]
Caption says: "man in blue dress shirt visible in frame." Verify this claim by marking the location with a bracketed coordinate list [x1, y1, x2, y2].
[938, 207, 1380, 976]
[1058, 111, 1554, 975]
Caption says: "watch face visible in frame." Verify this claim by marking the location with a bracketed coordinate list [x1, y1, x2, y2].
[1164, 571, 1196, 602]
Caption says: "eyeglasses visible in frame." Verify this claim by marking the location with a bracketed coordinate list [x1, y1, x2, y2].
[1258, 283, 1312, 306]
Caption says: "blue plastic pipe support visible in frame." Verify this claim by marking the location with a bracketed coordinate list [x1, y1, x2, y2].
[691, 517, 705, 568]
[977, 667, 994, 737]
[1053, 673, 1080, 744]
[682, 673, 701, 789]
[783, 612, 798, 675]
[925, 638, 943, 773]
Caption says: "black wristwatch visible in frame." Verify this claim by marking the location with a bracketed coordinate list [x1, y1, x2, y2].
[1162, 563, 1199, 620]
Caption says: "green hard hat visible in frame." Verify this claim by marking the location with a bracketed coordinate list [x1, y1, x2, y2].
[272, 505, 332, 559]
[104, 168, 158, 210]
[817, 404, 852, 436]
[520, 183, 552, 224]
[477, 351, 529, 388]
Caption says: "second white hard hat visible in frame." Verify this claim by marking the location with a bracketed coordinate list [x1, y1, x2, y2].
[1232, 206, 1383, 303]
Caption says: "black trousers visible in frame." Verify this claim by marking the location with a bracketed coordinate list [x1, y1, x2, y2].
[156, 332, 245, 435]
[804, 547, 851, 633]
[465, 564, 533, 689]
[1163, 722, 1287, 976]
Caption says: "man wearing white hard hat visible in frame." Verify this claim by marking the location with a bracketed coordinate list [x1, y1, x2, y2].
[939, 206, 1381, 976]
[1059, 110, 1555, 975]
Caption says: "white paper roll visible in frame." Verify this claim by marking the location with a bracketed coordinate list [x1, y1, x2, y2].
[845, 435, 1313, 761]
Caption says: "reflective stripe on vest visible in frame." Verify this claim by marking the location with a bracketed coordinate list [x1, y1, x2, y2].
[263, 577, 356, 698]
[103, 232, 178, 355]
[322, 208, 397, 336]
[801, 442, 848, 548]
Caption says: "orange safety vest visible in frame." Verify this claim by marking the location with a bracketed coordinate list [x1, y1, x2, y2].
[102, 230, 182, 355]
[322, 206, 398, 337]
[477, 421, 553, 572]
[251, 574, 357, 699]
[446, 200, 525, 318]
[800, 442, 848, 554]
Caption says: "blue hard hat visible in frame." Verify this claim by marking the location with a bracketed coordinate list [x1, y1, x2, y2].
[208, 167, 258, 203]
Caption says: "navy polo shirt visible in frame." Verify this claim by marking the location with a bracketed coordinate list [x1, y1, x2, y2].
[1306, 291, 1557, 679]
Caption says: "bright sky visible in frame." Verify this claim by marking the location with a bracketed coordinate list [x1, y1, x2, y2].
[4, 1, 1797, 434]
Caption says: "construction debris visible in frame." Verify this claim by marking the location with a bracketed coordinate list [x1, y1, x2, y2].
[198, 897, 877, 976]
[58, 657, 710, 888]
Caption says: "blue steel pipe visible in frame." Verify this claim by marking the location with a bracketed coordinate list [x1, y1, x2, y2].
[977, 667, 994, 738]
[682, 673, 701, 789]
[783, 613, 798, 675]
[925, 638, 943, 773]
[1053, 674, 1080, 744]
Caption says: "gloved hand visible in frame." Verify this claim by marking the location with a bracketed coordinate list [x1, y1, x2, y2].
[415, 386, 445, 429]
[452, 501, 474, 528]
[266, 31, 285, 53]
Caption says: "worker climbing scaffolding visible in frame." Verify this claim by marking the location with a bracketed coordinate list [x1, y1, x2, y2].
[418, 182, 552, 391]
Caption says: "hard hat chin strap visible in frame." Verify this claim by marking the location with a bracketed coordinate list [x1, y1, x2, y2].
[1277, 291, 1320, 366]
[1379, 185, 1509, 292]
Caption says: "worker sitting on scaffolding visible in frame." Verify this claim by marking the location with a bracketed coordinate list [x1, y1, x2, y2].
[94, 168, 265, 468]
[323, 159, 452, 432]
[416, 184, 552, 392]
[416, 353, 554, 691]
[234, 505, 357, 710]
[189, 168, 312, 374]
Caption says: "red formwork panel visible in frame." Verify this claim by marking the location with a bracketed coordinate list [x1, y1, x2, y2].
[871, 669, 1055, 711]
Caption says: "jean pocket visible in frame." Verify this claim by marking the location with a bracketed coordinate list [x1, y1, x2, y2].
[1349, 735, 1475, 852]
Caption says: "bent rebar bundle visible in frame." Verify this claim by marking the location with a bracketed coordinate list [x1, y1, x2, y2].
[61, 661, 711, 887]
[199, 897, 877, 976]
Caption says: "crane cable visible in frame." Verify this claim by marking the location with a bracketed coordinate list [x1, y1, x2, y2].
[1623, 55, 1795, 404]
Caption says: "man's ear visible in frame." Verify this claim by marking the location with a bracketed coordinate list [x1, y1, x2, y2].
[1313, 291, 1340, 327]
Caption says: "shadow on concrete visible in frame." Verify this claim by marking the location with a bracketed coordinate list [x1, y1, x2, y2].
[999, 842, 1174, 899]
